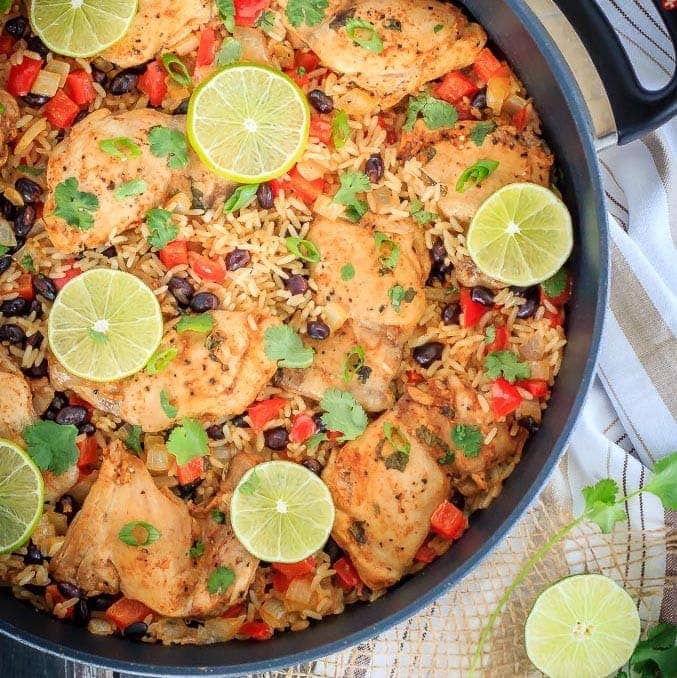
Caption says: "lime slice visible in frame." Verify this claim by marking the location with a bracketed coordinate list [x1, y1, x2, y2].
[466, 182, 573, 286]
[187, 64, 310, 183]
[525, 574, 640, 678]
[230, 461, 335, 563]
[0, 438, 44, 554]
[48, 269, 163, 382]
[29, 0, 138, 59]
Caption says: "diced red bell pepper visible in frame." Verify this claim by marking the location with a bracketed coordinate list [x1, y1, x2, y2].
[406, 370, 425, 385]
[77, 435, 99, 474]
[221, 603, 245, 618]
[7, 56, 42, 97]
[491, 378, 523, 417]
[247, 396, 286, 432]
[54, 264, 81, 290]
[485, 325, 509, 353]
[517, 379, 549, 398]
[138, 60, 167, 107]
[69, 394, 94, 414]
[541, 271, 572, 307]
[14, 273, 34, 301]
[44, 90, 80, 129]
[296, 50, 320, 74]
[240, 620, 274, 640]
[460, 287, 486, 329]
[333, 556, 361, 591]
[272, 557, 316, 579]
[472, 48, 505, 83]
[309, 115, 332, 145]
[327, 430, 342, 441]
[267, 179, 283, 198]
[376, 115, 398, 145]
[177, 456, 205, 486]
[159, 240, 189, 269]
[191, 255, 227, 283]
[284, 67, 309, 89]
[46, 584, 75, 618]
[196, 27, 218, 68]
[0, 34, 15, 56]
[235, 0, 271, 27]
[434, 70, 479, 103]
[105, 598, 153, 631]
[414, 543, 438, 563]
[430, 500, 467, 540]
[512, 106, 529, 132]
[287, 166, 325, 204]
[289, 413, 317, 444]
[544, 307, 564, 328]
[64, 70, 96, 106]
[271, 570, 290, 592]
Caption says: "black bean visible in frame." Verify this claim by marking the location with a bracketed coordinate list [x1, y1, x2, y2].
[470, 286, 495, 307]
[206, 424, 225, 440]
[264, 426, 288, 450]
[177, 479, 202, 500]
[22, 93, 51, 107]
[441, 303, 460, 326]
[225, 248, 251, 272]
[26, 330, 43, 348]
[4, 16, 30, 40]
[55, 406, 89, 427]
[312, 412, 326, 433]
[190, 292, 219, 313]
[516, 297, 538, 319]
[307, 89, 334, 113]
[88, 593, 116, 611]
[13, 205, 36, 238]
[323, 536, 342, 563]
[0, 323, 25, 344]
[57, 581, 82, 600]
[471, 89, 487, 110]
[23, 359, 47, 378]
[173, 98, 189, 115]
[365, 153, 384, 183]
[510, 285, 539, 300]
[0, 256, 11, 275]
[28, 298, 42, 318]
[23, 541, 43, 565]
[123, 621, 148, 641]
[90, 67, 107, 86]
[285, 274, 308, 296]
[256, 183, 274, 210]
[72, 599, 90, 627]
[307, 320, 330, 340]
[167, 276, 194, 307]
[184, 619, 204, 629]
[100, 245, 117, 258]
[26, 36, 49, 59]
[55, 495, 75, 522]
[50, 392, 69, 411]
[518, 416, 540, 435]
[32, 275, 57, 301]
[1, 297, 30, 317]
[301, 458, 323, 475]
[450, 493, 466, 512]
[109, 69, 139, 95]
[430, 239, 447, 265]
[78, 423, 96, 436]
[15, 177, 42, 204]
[413, 341, 444, 367]
[0, 195, 19, 220]
[231, 412, 250, 428]
[73, 110, 88, 125]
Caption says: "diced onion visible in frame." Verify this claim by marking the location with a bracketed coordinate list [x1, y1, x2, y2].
[145, 435, 170, 473]
[323, 302, 348, 331]
[486, 75, 512, 113]
[234, 27, 272, 65]
[259, 598, 286, 627]
[503, 94, 528, 117]
[30, 70, 61, 98]
[528, 360, 550, 380]
[43, 60, 71, 88]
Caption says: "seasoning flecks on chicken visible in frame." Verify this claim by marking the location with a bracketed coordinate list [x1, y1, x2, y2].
[0, 348, 36, 439]
[50, 442, 258, 618]
[43, 109, 233, 253]
[48, 310, 279, 432]
[282, 0, 486, 110]
[101, 0, 214, 68]
[0, 90, 19, 168]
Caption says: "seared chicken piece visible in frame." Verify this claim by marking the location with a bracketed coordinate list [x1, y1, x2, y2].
[43, 109, 232, 253]
[51, 443, 258, 618]
[101, 0, 214, 68]
[0, 91, 19, 168]
[280, 215, 427, 412]
[49, 310, 279, 432]
[282, 0, 486, 109]
[0, 349, 36, 439]
[43, 466, 80, 504]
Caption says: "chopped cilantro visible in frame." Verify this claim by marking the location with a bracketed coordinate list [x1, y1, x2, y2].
[216, 37, 242, 66]
[409, 199, 437, 225]
[146, 208, 178, 249]
[16, 165, 43, 176]
[177, 313, 215, 334]
[114, 179, 147, 201]
[146, 347, 178, 375]
[207, 566, 235, 594]
[167, 418, 208, 465]
[53, 178, 99, 231]
[118, 521, 161, 547]
[470, 121, 497, 146]
[433, 24, 444, 33]
[255, 10, 276, 33]
[189, 540, 205, 558]
[451, 424, 483, 458]
[456, 159, 499, 192]
[628, 621, 677, 677]
[342, 345, 365, 382]
[484, 326, 496, 345]
[22, 420, 79, 475]
[541, 267, 568, 298]
[264, 324, 314, 369]
[160, 389, 178, 419]
[286, 0, 328, 28]
[484, 350, 531, 383]
[319, 389, 367, 442]
[581, 479, 627, 533]
[20, 254, 35, 273]
[125, 425, 143, 454]
[345, 18, 384, 53]
[416, 425, 453, 463]
[285, 236, 320, 263]
[374, 232, 399, 271]
[388, 284, 416, 312]
[404, 92, 458, 131]
[306, 432, 328, 450]
[224, 184, 259, 213]
[331, 110, 351, 148]
[215, 0, 235, 31]
[211, 508, 226, 524]
[148, 126, 189, 169]
[333, 170, 370, 222]
[340, 263, 355, 281]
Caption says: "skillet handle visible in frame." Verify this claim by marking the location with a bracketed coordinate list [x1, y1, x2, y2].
[552, 0, 677, 144]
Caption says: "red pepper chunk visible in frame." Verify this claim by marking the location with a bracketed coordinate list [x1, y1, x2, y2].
[512, 106, 529, 132]
[221, 603, 245, 618]
[234, 0, 271, 27]
[44, 90, 80, 129]
[434, 70, 479, 103]
[289, 413, 317, 444]
[247, 397, 286, 432]
[485, 325, 509, 353]
[472, 48, 505, 83]
[460, 288, 486, 329]
[518, 379, 549, 398]
[272, 557, 316, 579]
[69, 394, 93, 414]
[196, 27, 218, 68]
[191, 255, 227, 283]
[105, 598, 153, 631]
[0, 34, 15, 56]
[240, 620, 274, 640]
[309, 116, 332, 145]
[7, 56, 42, 97]
[76, 436, 99, 475]
[14, 273, 34, 301]
[414, 543, 437, 563]
[430, 500, 466, 540]
[177, 456, 205, 486]
[296, 50, 320, 73]
[491, 378, 523, 418]
[54, 264, 81, 290]
[64, 70, 96, 106]
[46, 584, 75, 619]
[159, 240, 189, 268]
[287, 167, 325, 204]
[333, 556, 361, 591]
[406, 370, 425, 385]
[138, 60, 168, 107]
[541, 271, 572, 307]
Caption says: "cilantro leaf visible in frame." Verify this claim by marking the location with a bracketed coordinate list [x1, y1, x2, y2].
[146, 208, 178, 249]
[22, 421, 79, 475]
[374, 232, 399, 270]
[21, 254, 35, 273]
[456, 159, 500, 192]
[211, 508, 225, 524]
[470, 121, 497, 146]
[264, 324, 314, 368]
[319, 389, 367, 442]
[629, 622, 677, 678]
[340, 263, 355, 281]
[215, 0, 235, 32]
[146, 347, 178, 375]
[125, 425, 143, 454]
[333, 171, 371, 222]
[331, 110, 351, 149]
[148, 126, 189, 169]
[409, 199, 437, 225]
[160, 389, 178, 419]
[644, 451, 677, 510]
[207, 566, 235, 594]
[388, 285, 416, 313]
[118, 521, 161, 547]
[177, 312, 215, 334]
[404, 92, 458, 131]
[53, 178, 99, 231]
[114, 178, 147, 201]
[286, 0, 328, 28]
[189, 540, 205, 558]
[306, 432, 328, 450]
[216, 37, 242, 66]
[224, 184, 259, 213]
[582, 479, 627, 534]
[167, 418, 208, 465]
[451, 424, 482, 458]
[484, 326, 496, 345]
[255, 10, 276, 33]
[345, 18, 384, 53]
[541, 267, 568, 299]
[484, 350, 531, 383]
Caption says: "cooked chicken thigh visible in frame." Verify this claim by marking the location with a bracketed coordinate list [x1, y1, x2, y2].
[0, 91, 19, 168]
[282, 0, 486, 109]
[0, 349, 36, 439]
[43, 109, 232, 253]
[51, 442, 258, 618]
[49, 310, 279, 432]
[101, 0, 215, 68]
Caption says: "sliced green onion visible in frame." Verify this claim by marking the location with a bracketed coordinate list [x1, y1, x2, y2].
[343, 345, 365, 382]
[114, 179, 147, 201]
[16, 165, 43, 176]
[285, 236, 320, 263]
[383, 421, 411, 455]
[161, 53, 192, 87]
[332, 110, 351, 148]
[374, 232, 400, 270]
[99, 137, 142, 159]
[146, 347, 178, 375]
[456, 159, 500, 193]
[224, 184, 259, 214]
[177, 313, 215, 334]
[345, 18, 384, 54]
[118, 521, 162, 547]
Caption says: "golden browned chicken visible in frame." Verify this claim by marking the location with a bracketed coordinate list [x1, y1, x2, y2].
[279, 214, 428, 412]
[49, 310, 279, 432]
[0, 90, 19, 168]
[0, 349, 36, 439]
[51, 442, 258, 618]
[43, 109, 232, 253]
[101, 0, 215, 68]
[282, 0, 486, 109]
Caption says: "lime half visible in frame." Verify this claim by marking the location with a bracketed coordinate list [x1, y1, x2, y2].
[187, 64, 310, 183]
[231, 461, 335, 563]
[0, 439, 44, 554]
[48, 269, 163, 382]
[29, 0, 138, 59]
[525, 574, 640, 678]
[466, 183, 573, 286]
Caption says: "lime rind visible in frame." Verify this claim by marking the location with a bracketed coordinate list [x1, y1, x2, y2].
[0, 439, 44, 554]
[525, 573, 640, 678]
[231, 461, 335, 563]
[187, 64, 311, 184]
